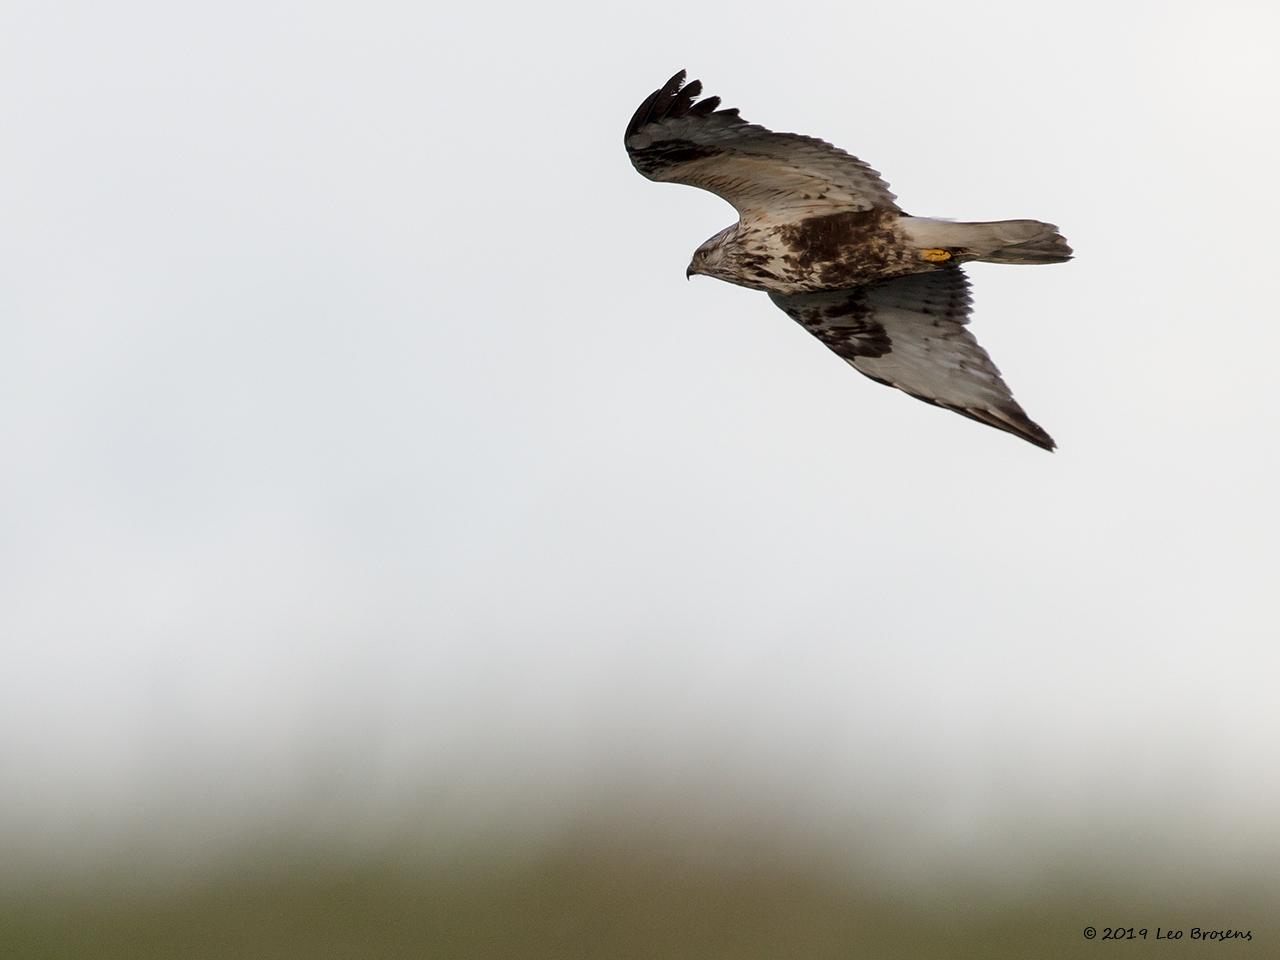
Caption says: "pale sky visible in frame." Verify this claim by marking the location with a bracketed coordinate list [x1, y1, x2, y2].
[1, 0, 1277, 887]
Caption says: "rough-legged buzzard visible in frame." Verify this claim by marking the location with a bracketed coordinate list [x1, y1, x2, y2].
[625, 70, 1072, 450]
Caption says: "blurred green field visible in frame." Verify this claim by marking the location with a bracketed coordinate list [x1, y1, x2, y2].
[3, 824, 1271, 960]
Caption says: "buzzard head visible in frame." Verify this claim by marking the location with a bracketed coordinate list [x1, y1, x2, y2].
[687, 226, 737, 281]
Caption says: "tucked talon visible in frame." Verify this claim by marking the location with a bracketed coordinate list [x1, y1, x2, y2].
[921, 248, 953, 263]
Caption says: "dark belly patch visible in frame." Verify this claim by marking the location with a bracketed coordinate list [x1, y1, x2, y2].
[777, 209, 905, 288]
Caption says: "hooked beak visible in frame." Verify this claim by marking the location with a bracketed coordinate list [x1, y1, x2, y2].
[686, 263, 696, 280]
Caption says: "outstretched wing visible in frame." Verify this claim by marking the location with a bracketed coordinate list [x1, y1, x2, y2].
[769, 268, 1055, 450]
[625, 70, 899, 221]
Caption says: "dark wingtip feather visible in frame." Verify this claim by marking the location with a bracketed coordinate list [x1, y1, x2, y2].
[625, 70, 744, 142]
[689, 95, 720, 116]
[626, 70, 683, 139]
[667, 79, 700, 120]
[625, 90, 662, 139]
[991, 407, 1056, 451]
[1025, 424, 1057, 452]
[1017, 426, 1057, 451]
[918, 398, 1056, 451]
[648, 69, 686, 123]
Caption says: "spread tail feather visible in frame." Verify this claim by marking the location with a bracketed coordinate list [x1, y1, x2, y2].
[901, 217, 1073, 265]
[977, 223, 1073, 264]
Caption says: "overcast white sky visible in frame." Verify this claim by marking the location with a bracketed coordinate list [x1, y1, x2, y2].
[1, 0, 1278, 887]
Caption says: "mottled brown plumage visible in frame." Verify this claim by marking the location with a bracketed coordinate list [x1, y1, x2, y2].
[625, 70, 1071, 450]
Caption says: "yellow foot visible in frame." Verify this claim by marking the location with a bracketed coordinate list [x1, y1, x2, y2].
[921, 248, 953, 263]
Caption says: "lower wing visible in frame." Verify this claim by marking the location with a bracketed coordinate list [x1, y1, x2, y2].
[768, 267, 1055, 450]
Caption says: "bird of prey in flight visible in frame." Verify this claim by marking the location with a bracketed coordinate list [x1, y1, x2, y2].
[625, 70, 1071, 450]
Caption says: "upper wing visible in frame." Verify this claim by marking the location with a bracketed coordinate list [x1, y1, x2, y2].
[769, 268, 1055, 450]
[625, 70, 899, 221]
